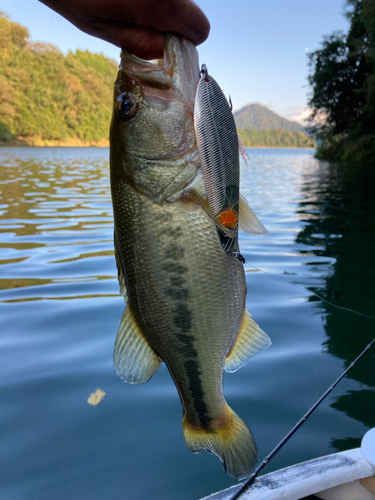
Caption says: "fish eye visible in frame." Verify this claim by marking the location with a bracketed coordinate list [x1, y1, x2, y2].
[116, 92, 138, 120]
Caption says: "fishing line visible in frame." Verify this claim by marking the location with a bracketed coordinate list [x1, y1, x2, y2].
[229, 335, 375, 500]
[244, 261, 375, 319]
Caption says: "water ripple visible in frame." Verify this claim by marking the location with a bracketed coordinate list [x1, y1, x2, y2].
[1, 147, 374, 500]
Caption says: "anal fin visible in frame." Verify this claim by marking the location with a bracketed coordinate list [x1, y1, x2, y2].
[225, 308, 271, 373]
[114, 305, 162, 384]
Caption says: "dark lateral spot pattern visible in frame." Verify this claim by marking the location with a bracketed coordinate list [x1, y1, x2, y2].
[177, 334, 198, 358]
[164, 244, 185, 261]
[168, 226, 183, 238]
[162, 262, 188, 275]
[173, 302, 192, 332]
[164, 225, 211, 428]
[169, 276, 185, 288]
[184, 360, 211, 427]
[167, 288, 189, 301]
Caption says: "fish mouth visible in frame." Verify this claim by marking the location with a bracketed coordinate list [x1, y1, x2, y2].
[120, 34, 199, 110]
[120, 51, 172, 89]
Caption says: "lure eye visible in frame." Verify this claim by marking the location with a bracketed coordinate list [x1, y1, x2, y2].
[117, 92, 138, 120]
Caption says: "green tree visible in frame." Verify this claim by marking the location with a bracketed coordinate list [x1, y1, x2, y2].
[308, 0, 375, 162]
[0, 12, 118, 145]
[237, 128, 316, 148]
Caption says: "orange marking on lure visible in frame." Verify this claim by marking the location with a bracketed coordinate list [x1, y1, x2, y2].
[219, 210, 238, 229]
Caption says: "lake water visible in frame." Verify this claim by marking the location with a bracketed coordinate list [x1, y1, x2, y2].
[0, 147, 374, 500]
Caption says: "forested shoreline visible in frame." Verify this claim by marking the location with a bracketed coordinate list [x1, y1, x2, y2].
[0, 12, 117, 147]
[238, 128, 315, 148]
[0, 12, 314, 149]
[308, 0, 375, 162]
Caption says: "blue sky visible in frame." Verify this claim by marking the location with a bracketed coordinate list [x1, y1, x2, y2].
[2, 0, 349, 122]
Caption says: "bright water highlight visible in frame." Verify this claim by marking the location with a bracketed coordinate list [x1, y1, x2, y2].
[0, 147, 374, 499]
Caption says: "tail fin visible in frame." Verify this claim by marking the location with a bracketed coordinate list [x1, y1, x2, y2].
[182, 405, 258, 480]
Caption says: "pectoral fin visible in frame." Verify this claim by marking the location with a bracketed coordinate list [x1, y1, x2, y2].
[239, 194, 268, 236]
[113, 305, 162, 384]
[225, 309, 271, 373]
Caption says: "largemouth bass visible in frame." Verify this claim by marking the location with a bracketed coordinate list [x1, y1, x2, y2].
[110, 35, 270, 480]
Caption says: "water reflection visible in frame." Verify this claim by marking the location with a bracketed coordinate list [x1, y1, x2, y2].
[296, 160, 375, 449]
[0, 148, 116, 303]
[1, 147, 374, 500]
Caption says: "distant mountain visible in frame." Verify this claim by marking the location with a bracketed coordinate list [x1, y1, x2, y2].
[234, 103, 304, 132]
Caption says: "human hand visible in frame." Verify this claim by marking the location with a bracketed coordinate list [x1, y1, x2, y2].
[39, 0, 210, 59]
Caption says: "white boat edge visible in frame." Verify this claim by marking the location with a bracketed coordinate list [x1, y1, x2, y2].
[200, 448, 375, 500]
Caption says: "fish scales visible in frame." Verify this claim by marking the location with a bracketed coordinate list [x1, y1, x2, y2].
[112, 178, 244, 427]
[110, 34, 271, 479]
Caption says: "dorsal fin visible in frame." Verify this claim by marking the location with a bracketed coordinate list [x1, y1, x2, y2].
[238, 194, 268, 236]
[225, 309, 271, 373]
[113, 305, 162, 384]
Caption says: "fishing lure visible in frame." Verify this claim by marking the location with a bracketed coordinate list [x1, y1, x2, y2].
[194, 63, 241, 257]
[194, 64, 267, 259]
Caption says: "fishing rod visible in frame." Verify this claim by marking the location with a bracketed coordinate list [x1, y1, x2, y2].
[229, 335, 375, 500]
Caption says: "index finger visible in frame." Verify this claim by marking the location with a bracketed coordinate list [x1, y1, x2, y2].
[94, 0, 210, 47]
